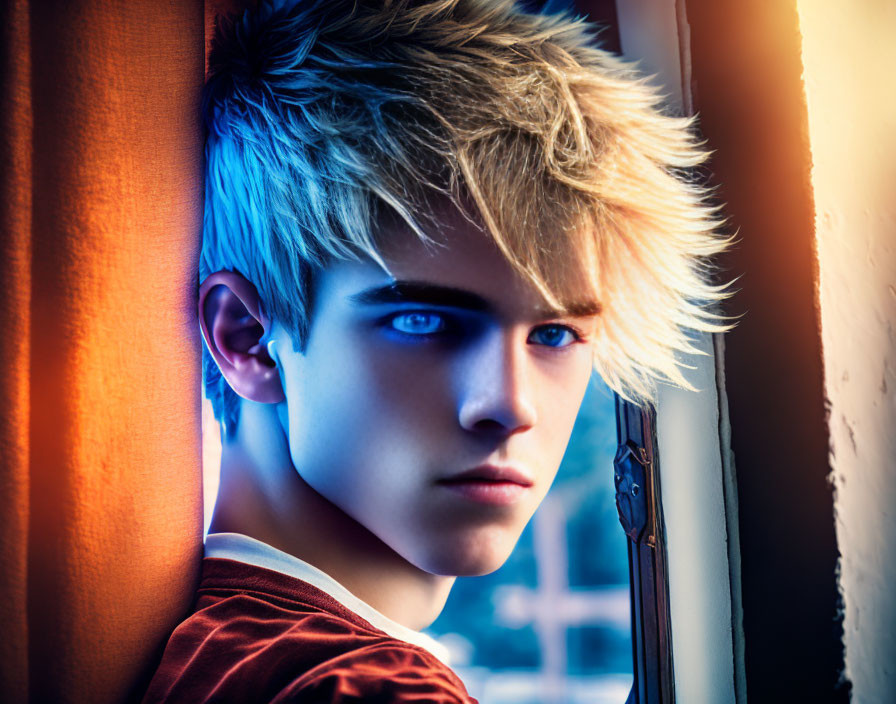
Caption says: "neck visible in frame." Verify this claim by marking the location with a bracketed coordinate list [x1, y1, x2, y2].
[208, 399, 455, 630]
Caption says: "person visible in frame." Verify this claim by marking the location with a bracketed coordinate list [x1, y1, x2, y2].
[143, 0, 731, 701]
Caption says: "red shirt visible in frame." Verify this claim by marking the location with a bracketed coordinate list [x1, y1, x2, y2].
[143, 557, 478, 703]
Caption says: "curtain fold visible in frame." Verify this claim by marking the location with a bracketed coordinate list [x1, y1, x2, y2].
[0, 1, 253, 701]
[0, 1, 34, 702]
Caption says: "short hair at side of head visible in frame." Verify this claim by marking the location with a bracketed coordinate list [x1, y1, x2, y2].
[200, 0, 735, 438]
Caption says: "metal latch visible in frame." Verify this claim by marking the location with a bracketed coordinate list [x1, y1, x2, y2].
[613, 441, 648, 542]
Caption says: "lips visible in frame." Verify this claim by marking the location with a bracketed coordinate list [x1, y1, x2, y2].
[440, 465, 534, 486]
[436, 465, 534, 505]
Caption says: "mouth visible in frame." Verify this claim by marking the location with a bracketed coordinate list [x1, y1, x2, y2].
[436, 465, 534, 505]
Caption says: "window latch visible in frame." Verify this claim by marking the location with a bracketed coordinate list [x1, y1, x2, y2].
[614, 441, 648, 542]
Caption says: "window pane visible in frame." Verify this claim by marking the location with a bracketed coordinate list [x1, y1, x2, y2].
[425, 375, 633, 704]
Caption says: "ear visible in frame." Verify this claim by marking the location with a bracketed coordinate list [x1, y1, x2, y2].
[198, 270, 285, 404]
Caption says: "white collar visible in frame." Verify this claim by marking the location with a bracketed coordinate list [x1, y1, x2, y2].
[204, 532, 450, 665]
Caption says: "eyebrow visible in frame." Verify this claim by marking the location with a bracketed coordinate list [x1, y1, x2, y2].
[348, 281, 601, 318]
[348, 281, 493, 312]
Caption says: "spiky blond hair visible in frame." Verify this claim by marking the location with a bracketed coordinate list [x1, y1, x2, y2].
[201, 0, 733, 436]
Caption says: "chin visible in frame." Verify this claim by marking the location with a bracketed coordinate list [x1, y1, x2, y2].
[414, 530, 519, 577]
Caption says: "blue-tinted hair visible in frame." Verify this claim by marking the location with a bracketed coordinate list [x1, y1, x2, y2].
[200, 0, 733, 437]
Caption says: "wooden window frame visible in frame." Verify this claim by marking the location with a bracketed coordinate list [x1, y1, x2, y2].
[615, 399, 674, 704]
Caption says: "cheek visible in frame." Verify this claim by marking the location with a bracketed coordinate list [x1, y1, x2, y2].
[348, 343, 457, 431]
[281, 341, 453, 488]
[533, 357, 594, 451]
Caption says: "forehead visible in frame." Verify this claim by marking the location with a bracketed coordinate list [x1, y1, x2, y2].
[381, 219, 543, 311]
[316, 203, 601, 322]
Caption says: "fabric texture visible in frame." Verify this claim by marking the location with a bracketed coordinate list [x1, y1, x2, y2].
[142, 558, 478, 703]
[0, 1, 258, 701]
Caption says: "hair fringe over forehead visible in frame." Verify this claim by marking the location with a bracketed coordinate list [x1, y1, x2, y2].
[200, 0, 736, 434]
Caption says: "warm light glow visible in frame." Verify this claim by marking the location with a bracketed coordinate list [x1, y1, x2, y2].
[796, 0, 896, 698]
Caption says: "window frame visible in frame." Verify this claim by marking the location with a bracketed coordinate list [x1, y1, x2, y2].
[614, 398, 675, 704]
[599, 1, 745, 701]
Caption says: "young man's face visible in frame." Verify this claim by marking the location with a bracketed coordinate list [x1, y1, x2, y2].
[271, 208, 597, 577]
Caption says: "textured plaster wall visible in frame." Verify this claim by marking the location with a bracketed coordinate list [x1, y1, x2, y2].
[796, 1, 896, 700]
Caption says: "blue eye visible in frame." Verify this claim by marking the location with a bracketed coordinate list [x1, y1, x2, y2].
[529, 324, 579, 348]
[388, 312, 446, 336]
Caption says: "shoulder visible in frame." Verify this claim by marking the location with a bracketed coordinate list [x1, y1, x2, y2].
[142, 561, 477, 703]
[146, 611, 475, 703]
[271, 640, 477, 704]
[142, 591, 383, 703]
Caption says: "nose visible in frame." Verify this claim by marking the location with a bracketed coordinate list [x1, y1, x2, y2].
[457, 328, 538, 436]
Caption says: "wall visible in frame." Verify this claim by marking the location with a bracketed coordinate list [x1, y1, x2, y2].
[796, 1, 896, 701]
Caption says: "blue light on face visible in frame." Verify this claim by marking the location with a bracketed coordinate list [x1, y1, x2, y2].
[383, 309, 583, 350]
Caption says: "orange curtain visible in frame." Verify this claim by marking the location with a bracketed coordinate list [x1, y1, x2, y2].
[0, 2, 250, 702]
